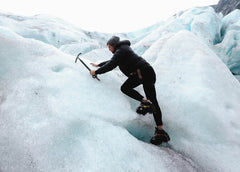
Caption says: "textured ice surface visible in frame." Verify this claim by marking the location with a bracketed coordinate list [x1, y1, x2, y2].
[0, 8, 240, 172]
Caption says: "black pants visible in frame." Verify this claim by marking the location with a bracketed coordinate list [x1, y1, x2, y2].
[121, 66, 163, 126]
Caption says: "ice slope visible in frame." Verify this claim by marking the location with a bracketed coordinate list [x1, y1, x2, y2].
[150, 30, 240, 172]
[0, 29, 198, 172]
[0, 6, 240, 172]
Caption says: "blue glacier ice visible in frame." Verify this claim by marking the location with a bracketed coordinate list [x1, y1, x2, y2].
[0, 7, 240, 172]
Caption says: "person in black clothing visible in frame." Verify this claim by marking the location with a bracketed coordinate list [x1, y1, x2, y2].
[90, 36, 170, 144]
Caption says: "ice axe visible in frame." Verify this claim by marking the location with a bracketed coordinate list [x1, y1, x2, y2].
[75, 52, 100, 81]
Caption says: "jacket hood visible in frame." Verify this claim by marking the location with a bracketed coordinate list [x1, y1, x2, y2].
[115, 40, 131, 48]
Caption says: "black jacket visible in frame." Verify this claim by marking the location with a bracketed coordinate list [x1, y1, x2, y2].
[95, 40, 150, 77]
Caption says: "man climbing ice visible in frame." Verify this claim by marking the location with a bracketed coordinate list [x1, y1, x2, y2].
[90, 36, 170, 145]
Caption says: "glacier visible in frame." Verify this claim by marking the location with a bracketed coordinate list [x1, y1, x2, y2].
[0, 7, 240, 172]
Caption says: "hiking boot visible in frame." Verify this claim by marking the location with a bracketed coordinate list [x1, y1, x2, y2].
[136, 100, 154, 115]
[150, 128, 170, 145]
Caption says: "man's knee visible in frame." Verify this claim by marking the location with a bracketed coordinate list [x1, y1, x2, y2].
[120, 84, 128, 94]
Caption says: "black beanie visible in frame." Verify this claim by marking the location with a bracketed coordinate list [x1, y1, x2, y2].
[107, 36, 120, 47]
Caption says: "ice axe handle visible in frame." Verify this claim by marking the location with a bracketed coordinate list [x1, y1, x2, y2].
[75, 53, 100, 81]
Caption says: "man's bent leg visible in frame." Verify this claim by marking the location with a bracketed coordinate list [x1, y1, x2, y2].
[121, 75, 143, 102]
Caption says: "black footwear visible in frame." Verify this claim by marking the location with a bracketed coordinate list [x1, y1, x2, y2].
[136, 100, 154, 115]
[150, 128, 170, 145]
